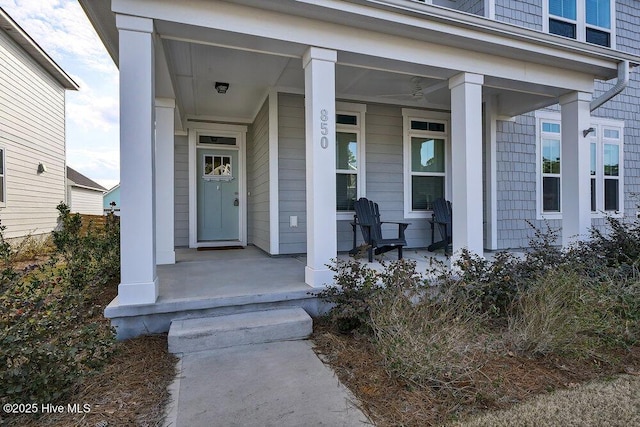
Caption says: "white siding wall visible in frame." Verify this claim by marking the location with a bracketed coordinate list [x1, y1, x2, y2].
[0, 30, 66, 239]
[68, 187, 104, 215]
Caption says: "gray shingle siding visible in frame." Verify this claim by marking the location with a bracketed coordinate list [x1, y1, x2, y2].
[491, 0, 640, 249]
[616, 0, 640, 54]
[496, 114, 542, 249]
[495, 0, 542, 30]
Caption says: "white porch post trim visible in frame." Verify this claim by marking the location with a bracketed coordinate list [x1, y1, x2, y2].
[155, 97, 175, 265]
[268, 89, 280, 255]
[560, 91, 592, 246]
[303, 47, 337, 287]
[449, 72, 485, 257]
[116, 14, 158, 305]
[484, 95, 498, 250]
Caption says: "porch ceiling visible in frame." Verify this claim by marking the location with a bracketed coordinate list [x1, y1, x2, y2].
[80, 0, 638, 124]
[160, 28, 565, 123]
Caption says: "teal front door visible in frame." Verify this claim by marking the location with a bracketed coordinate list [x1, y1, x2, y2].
[197, 148, 240, 242]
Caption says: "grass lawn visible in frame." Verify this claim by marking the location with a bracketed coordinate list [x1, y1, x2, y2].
[312, 320, 640, 426]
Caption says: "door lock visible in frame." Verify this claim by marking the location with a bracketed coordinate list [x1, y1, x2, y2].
[234, 198, 239, 206]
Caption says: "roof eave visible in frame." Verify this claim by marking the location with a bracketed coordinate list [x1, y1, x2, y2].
[0, 7, 79, 90]
[78, 0, 119, 67]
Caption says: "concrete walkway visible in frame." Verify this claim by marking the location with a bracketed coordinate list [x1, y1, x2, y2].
[164, 340, 371, 427]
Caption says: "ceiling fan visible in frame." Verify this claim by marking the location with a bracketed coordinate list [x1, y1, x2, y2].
[377, 76, 448, 102]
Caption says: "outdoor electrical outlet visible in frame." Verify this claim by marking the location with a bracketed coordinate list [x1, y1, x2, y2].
[290, 216, 298, 227]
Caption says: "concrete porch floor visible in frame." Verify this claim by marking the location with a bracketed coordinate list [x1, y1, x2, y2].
[105, 245, 453, 338]
[158, 246, 451, 301]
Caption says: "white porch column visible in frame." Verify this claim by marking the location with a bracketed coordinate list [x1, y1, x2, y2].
[449, 72, 485, 256]
[155, 98, 175, 265]
[560, 91, 592, 246]
[117, 15, 158, 305]
[302, 47, 337, 287]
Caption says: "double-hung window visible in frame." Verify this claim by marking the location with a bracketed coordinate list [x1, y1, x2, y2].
[589, 122, 623, 213]
[540, 119, 562, 214]
[546, 0, 614, 47]
[537, 112, 624, 218]
[403, 109, 450, 218]
[336, 102, 366, 218]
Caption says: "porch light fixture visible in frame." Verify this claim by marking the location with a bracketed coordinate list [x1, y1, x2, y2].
[583, 127, 595, 137]
[214, 82, 229, 94]
[37, 163, 47, 173]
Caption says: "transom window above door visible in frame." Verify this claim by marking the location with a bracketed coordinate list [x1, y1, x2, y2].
[198, 135, 237, 145]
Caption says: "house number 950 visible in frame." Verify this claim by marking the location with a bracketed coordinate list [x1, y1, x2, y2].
[320, 109, 329, 149]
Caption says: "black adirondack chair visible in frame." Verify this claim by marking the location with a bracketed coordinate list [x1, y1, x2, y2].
[427, 198, 452, 255]
[352, 198, 409, 262]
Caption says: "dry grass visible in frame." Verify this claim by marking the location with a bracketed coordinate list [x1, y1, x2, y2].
[312, 320, 640, 426]
[369, 288, 486, 391]
[452, 374, 640, 427]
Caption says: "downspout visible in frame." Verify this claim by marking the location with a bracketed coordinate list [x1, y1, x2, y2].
[590, 60, 629, 112]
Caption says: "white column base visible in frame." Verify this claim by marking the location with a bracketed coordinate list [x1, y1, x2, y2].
[118, 277, 159, 305]
[305, 266, 334, 288]
[156, 250, 176, 265]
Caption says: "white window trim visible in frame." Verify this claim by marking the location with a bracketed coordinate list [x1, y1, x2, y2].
[336, 101, 366, 220]
[0, 146, 5, 207]
[542, 0, 616, 48]
[402, 108, 451, 219]
[535, 111, 624, 220]
[536, 111, 563, 220]
[593, 120, 624, 217]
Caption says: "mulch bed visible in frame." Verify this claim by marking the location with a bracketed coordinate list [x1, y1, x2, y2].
[311, 320, 640, 427]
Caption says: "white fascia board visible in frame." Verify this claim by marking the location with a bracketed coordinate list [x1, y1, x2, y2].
[0, 8, 78, 90]
[111, 0, 607, 92]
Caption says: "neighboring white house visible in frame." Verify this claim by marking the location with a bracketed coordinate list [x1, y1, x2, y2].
[66, 166, 107, 215]
[0, 8, 78, 240]
[79, 1, 639, 315]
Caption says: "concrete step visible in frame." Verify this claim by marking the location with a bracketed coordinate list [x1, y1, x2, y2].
[168, 307, 312, 354]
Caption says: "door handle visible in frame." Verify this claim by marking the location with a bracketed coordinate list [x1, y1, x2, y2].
[234, 198, 239, 206]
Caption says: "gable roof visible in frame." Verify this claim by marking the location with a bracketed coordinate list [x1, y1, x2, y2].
[0, 7, 78, 90]
[67, 166, 107, 192]
[104, 183, 120, 196]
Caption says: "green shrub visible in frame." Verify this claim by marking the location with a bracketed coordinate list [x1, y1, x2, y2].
[0, 215, 116, 404]
[316, 259, 381, 332]
[52, 203, 120, 289]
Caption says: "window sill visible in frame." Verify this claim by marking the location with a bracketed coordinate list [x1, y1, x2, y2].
[337, 211, 356, 221]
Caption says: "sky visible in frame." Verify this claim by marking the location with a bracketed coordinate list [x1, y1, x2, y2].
[0, 0, 120, 190]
